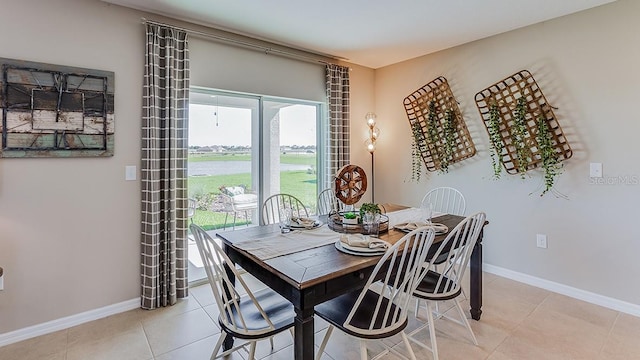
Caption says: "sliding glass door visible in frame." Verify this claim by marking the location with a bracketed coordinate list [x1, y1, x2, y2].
[188, 88, 323, 232]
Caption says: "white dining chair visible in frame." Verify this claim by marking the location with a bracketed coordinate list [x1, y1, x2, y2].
[190, 224, 295, 359]
[420, 187, 466, 216]
[261, 193, 309, 225]
[317, 188, 344, 215]
[314, 227, 436, 360]
[408, 212, 486, 360]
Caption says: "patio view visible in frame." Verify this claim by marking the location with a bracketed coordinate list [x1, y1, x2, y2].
[188, 150, 317, 230]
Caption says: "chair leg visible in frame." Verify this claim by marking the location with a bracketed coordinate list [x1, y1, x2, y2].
[359, 339, 368, 360]
[401, 331, 417, 360]
[243, 210, 250, 227]
[425, 302, 439, 360]
[454, 298, 478, 345]
[232, 212, 238, 230]
[246, 341, 257, 360]
[223, 213, 229, 230]
[316, 325, 334, 360]
[210, 332, 225, 360]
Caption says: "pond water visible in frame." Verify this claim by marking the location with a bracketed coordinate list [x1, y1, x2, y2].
[188, 160, 310, 176]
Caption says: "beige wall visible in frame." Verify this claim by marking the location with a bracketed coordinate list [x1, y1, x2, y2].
[0, 0, 144, 335]
[0, 0, 637, 341]
[368, 0, 640, 305]
[0, 0, 356, 337]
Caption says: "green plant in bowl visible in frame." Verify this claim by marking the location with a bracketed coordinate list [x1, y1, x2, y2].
[343, 212, 357, 219]
[359, 203, 381, 221]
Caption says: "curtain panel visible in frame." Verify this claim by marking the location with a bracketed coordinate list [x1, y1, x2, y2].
[325, 64, 351, 189]
[141, 23, 190, 309]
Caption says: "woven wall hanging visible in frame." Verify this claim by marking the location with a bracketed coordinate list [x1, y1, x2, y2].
[403, 77, 476, 174]
[475, 70, 572, 195]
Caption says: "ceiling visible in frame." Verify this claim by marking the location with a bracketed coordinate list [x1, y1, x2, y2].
[103, 0, 616, 68]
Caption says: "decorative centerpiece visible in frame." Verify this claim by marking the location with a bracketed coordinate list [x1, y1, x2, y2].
[342, 211, 359, 225]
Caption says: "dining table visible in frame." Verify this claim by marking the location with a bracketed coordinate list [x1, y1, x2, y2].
[216, 204, 487, 360]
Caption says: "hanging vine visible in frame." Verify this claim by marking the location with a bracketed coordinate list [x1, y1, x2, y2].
[410, 120, 427, 182]
[426, 100, 440, 157]
[440, 109, 456, 173]
[536, 113, 562, 196]
[512, 97, 531, 178]
[487, 103, 504, 179]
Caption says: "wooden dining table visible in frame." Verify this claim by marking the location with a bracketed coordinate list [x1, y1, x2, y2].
[216, 204, 486, 360]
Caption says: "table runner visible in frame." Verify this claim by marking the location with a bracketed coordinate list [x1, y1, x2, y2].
[233, 225, 339, 260]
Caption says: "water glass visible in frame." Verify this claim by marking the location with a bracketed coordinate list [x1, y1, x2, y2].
[421, 203, 434, 224]
[362, 212, 380, 237]
[279, 207, 292, 233]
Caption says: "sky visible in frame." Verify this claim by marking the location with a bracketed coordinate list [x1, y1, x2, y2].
[188, 103, 317, 147]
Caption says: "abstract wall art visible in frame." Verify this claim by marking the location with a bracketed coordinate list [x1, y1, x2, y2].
[0, 57, 114, 158]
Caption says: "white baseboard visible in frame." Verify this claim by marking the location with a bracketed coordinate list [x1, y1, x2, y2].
[0, 298, 139, 348]
[484, 263, 640, 317]
[3, 264, 639, 348]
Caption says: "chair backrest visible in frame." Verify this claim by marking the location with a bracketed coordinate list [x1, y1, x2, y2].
[420, 187, 466, 216]
[261, 193, 309, 225]
[344, 227, 436, 336]
[418, 212, 486, 299]
[317, 188, 344, 215]
[190, 224, 277, 336]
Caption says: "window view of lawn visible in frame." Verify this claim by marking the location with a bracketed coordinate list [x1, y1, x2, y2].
[189, 152, 317, 231]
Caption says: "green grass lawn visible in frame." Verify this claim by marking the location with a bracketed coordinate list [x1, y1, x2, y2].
[188, 153, 318, 230]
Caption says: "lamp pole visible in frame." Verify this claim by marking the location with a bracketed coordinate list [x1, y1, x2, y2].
[365, 112, 379, 203]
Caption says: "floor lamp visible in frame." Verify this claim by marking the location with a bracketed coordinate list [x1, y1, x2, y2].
[365, 112, 380, 203]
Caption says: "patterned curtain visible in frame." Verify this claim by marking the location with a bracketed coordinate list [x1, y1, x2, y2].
[325, 64, 351, 189]
[141, 23, 190, 309]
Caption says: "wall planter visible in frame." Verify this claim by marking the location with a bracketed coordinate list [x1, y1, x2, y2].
[475, 70, 572, 195]
[403, 77, 476, 179]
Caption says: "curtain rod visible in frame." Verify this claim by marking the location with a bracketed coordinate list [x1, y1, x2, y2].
[142, 18, 345, 66]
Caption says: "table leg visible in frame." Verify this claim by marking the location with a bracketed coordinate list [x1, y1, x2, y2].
[294, 307, 315, 360]
[222, 256, 236, 351]
[470, 236, 483, 320]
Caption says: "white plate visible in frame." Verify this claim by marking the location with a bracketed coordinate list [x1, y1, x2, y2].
[288, 220, 323, 229]
[334, 241, 386, 256]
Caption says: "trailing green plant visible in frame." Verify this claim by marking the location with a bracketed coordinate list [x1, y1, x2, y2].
[425, 101, 444, 167]
[487, 103, 504, 179]
[513, 97, 531, 178]
[439, 109, 456, 173]
[535, 113, 562, 196]
[410, 120, 427, 182]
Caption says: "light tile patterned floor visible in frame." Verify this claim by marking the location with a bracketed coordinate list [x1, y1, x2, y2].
[1, 272, 639, 360]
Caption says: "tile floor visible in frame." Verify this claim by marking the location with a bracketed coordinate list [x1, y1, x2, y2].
[1, 272, 639, 360]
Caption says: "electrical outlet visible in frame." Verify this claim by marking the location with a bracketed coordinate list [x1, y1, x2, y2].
[590, 163, 603, 178]
[536, 234, 548, 249]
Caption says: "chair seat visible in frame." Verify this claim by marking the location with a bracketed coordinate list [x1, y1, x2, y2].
[413, 270, 461, 301]
[233, 193, 258, 205]
[221, 287, 295, 339]
[315, 289, 407, 340]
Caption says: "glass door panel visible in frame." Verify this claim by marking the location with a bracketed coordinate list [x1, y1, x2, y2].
[262, 99, 319, 214]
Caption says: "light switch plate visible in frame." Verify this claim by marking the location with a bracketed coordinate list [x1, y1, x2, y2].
[125, 166, 137, 181]
[589, 163, 602, 178]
